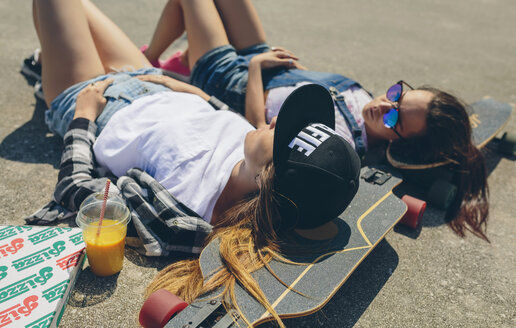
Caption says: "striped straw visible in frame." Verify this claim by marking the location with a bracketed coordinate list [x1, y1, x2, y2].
[96, 179, 111, 239]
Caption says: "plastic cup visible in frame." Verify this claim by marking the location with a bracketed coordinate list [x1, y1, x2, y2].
[76, 193, 131, 276]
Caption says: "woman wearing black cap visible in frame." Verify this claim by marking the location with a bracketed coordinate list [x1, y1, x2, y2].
[31, 2, 360, 326]
[145, 85, 361, 327]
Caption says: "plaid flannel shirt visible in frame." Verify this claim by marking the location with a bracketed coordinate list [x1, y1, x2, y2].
[26, 96, 233, 256]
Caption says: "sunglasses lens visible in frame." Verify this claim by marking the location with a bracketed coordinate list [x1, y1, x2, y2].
[386, 84, 402, 102]
[383, 108, 398, 128]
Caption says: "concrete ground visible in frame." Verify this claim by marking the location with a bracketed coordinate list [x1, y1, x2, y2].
[1, 0, 514, 327]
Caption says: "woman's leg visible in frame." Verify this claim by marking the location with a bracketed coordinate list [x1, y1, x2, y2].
[144, 0, 186, 63]
[80, 0, 151, 73]
[179, 0, 230, 69]
[146, 0, 230, 71]
[33, 0, 105, 105]
[213, 0, 267, 51]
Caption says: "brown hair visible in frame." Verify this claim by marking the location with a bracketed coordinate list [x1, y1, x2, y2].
[390, 87, 489, 240]
[145, 163, 297, 327]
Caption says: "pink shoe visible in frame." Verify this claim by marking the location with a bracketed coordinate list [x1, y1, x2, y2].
[140, 44, 160, 68]
[159, 51, 191, 77]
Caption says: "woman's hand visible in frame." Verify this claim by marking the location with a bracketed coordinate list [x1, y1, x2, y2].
[250, 50, 299, 70]
[74, 78, 114, 121]
[270, 46, 308, 70]
[136, 74, 210, 101]
[136, 74, 185, 91]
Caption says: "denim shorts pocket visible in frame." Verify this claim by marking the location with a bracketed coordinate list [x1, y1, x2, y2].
[104, 76, 148, 101]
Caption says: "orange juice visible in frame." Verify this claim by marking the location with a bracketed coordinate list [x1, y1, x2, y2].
[83, 219, 127, 276]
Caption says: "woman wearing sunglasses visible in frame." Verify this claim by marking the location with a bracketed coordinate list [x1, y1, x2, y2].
[143, 0, 488, 242]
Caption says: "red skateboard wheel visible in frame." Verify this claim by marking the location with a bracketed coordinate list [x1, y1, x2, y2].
[139, 289, 188, 328]
[399, 195, 427, 229]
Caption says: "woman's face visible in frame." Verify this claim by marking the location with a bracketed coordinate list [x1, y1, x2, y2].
[244, 117, 277, 175]
[363, 89, 433, 141]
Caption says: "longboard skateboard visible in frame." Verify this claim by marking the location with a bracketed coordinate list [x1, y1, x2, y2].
[140, 166, 425, 327]
[386, 98, 514, 210]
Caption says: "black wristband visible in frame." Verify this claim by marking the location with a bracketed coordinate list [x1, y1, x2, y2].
[68, 117, 92, 131]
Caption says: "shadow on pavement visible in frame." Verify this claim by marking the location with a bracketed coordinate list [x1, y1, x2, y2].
[124, 247, 194, 271]
[0, 97, 61, 168]
[484, 145, 515, 170]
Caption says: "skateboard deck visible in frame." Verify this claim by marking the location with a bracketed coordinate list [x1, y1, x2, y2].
[387, 97, 514, 169]
[164, 166, 407, 327]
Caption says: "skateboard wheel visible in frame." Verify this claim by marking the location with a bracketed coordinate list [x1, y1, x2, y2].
[139, 289, 188, 328]
[402, 167, 453, 188]
[427, 179, 458, 210]
[498, 132, 516, 155]
[399, 195, 426, 229]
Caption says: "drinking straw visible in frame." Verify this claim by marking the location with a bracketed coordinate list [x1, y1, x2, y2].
[96, 179, 111, 239]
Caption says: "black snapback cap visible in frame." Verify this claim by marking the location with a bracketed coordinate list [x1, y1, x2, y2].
[273, 84, 361, 229]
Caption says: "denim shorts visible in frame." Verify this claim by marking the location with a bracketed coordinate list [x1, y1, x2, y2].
[46, 67, 169, 137]
[190, 43, 270, 115]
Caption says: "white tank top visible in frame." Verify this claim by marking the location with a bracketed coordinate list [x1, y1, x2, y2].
[93, 91, 254, 223]
[266, 83, 372, 150]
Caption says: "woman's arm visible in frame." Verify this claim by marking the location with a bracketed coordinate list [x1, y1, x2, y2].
[246, 58, 267, 128]
[136, 75, 210, 101]
[245, 50, 300, 128]
[54, 118, 114, 211]
[54, 79, 118, 211]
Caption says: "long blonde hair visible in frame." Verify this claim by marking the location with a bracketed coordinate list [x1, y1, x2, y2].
[145, 163, 296, 327]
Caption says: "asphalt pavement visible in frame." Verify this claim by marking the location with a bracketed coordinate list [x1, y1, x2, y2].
[1, 0, 514, 327]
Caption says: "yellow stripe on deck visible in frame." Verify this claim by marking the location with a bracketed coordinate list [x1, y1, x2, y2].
[258, 190, 394, 320]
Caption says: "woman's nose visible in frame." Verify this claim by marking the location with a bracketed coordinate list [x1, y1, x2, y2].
[378, 101, 395, 114]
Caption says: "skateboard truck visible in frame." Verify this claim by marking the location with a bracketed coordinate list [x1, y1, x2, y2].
[361, 168, 392, 185]
[171, 300, 243, 328]
[360, 168, 426, 228]
[139, 289, 247, 328]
